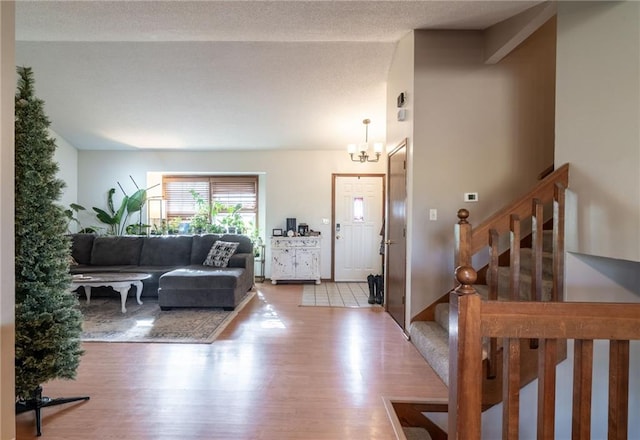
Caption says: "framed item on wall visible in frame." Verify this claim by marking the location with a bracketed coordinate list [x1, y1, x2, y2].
[272, 228, 283, 237]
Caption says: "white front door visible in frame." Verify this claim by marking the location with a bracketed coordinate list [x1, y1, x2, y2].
[333, 175, 384, 281]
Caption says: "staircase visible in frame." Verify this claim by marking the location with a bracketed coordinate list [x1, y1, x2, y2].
[409, 163, 567, 393]
[387, 165, 570, 439]
[386, 163, 640, 439]
[409, 229, 555, 388]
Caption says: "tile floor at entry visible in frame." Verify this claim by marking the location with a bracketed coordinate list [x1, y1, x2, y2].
[300, 282, 380, 307]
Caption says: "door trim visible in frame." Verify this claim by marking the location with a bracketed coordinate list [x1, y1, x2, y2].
[331, 173, 386, 282]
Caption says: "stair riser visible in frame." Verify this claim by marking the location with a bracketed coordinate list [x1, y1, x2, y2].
[518, 249, 553, 277]
[487, 267, 553, 301]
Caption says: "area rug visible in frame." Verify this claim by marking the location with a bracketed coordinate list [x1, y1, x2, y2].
[300, 282, 381, 308]
[79, 290, 255, 344]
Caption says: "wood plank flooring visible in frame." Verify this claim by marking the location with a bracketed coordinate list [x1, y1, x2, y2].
[16, 283, 447, 439]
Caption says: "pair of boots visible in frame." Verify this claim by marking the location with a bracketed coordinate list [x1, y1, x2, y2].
[367, 274, 384, 305]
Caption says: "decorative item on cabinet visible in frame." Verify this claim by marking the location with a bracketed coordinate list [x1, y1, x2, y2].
[286, 218, 296, 235]
[270, 236, 321, 285]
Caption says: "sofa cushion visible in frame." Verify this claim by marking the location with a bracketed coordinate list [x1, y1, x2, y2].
[70, 233, 96, 264]
[220, 234, 253, 254]
[139, 236, 192, 266]
[160, 267, 243, 289]
[190, 234, 222, 265]
[203, 241, 239, 267]
[90, 236, 144, 266]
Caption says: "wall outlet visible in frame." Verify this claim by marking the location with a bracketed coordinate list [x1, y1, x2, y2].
[464, 192, 479, 202]
[429, 209, 437, 221]
[322, 218, 329, 225]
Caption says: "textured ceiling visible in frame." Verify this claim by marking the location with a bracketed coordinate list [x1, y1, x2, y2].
[15, 1, 542, 151]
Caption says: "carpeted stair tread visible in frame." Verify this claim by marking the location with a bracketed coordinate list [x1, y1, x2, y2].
[403, 427, 433, 440]
[409, 321, 450, 386]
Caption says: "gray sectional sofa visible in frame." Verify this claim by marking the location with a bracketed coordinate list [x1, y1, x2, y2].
[69, 233, 254, 310]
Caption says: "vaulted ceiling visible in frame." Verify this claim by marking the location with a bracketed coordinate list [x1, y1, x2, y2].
[15, 1, 542, 151]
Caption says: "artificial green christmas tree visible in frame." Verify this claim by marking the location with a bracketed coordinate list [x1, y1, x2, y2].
[14, 66, 87, 436]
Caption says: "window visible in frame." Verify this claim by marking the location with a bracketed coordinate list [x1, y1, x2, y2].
[162, 175, 258, 232]
[353, 197, 364, 222]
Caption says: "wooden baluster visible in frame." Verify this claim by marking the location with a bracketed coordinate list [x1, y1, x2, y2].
[553, 184, 566, 302]
[530, 199, 544, 349]
[502, 336, 521, 440]
[455, 209, 472, 277]
[488, 229, 499, 379]
[531, 198, 543, 302]
[510, 214, 521, 301]
[608, 340, 630, 440]
[488, 229, 499, 302]
[572, 339, 593, 440]
[449, 266, 482, 440]
[536, 338, 557, 440]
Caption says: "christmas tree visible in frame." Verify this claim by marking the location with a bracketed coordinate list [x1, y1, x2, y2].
[14, 66, 84, 404]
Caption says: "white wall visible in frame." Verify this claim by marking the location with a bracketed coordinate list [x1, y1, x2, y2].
[0, 2, 15, 438]
[555, 1, 640, 262]
[76, 149, 385, 278]
[403, 21, 556, 322]
[51, 129, 78, 214]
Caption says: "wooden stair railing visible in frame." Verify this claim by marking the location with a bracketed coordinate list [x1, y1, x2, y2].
[453, 164, 569, 392]
[455, 163, 569, 264]
[449, 266, 640, 440]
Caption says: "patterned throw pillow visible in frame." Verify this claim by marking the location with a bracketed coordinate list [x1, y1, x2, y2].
[69, 256, 79, 266]
[203, 241, 239, 268]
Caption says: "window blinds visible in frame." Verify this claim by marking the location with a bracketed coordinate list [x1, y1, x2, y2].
[162, 175, 258, 219]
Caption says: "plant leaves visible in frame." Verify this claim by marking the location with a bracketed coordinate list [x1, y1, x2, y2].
[126, 189, 146, 214]
[106, 188, 116, 214]
[92, 207, 118, 225]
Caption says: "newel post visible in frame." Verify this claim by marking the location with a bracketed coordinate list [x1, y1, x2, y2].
[454, 209, 472, 280]
[449, 266, 482, 440]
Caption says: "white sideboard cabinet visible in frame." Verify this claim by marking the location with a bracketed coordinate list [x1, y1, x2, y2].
[270, 236, 321, 284]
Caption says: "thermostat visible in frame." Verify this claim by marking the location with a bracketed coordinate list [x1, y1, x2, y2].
[464, 192, 478, 202]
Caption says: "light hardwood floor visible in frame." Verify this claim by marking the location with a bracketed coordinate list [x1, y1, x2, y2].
[16, 283, 446, 439]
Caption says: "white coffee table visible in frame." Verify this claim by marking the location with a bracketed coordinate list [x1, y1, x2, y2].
[71, 273, 151, 313]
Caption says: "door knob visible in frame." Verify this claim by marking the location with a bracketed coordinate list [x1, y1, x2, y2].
[336, 235, 340, 240]
[384, 239, 393, 245]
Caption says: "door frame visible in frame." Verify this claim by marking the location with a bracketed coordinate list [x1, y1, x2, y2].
[331, 173, 386, 282]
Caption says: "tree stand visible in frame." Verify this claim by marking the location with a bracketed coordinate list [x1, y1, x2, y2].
[16, 386, 89, 436]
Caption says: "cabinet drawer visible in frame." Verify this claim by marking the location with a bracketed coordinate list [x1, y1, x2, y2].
[271, 237, 320, 249]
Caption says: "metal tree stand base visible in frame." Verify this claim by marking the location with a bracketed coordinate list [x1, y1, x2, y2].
[16, 386, 89, 436]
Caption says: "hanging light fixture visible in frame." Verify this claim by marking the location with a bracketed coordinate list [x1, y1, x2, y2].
[348, 118, 383, 163]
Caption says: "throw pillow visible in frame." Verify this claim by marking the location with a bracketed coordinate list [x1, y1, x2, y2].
[69, 256, 78, 266]
[203, 241, 239, 268]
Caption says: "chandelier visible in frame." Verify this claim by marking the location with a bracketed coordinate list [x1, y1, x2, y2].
[347, 118, 383, 163]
